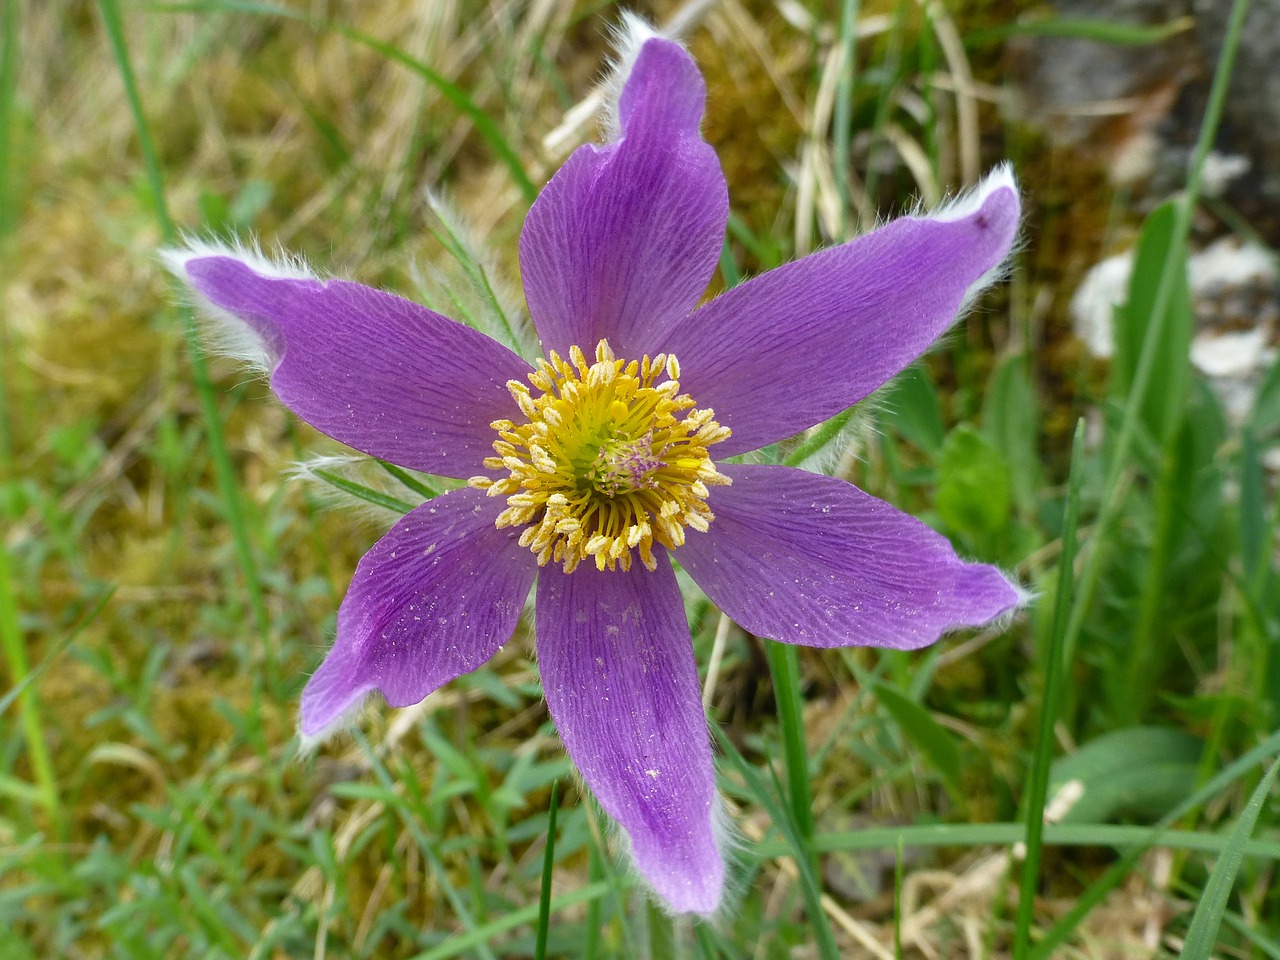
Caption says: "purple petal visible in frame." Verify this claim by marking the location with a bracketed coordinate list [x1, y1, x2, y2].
[519, 37, 728, 358]
[536, 552, 724, 914]
[300, 487, 537, 738]
[179, 253, 531, 479]
[678, 464, 1020, 649]
[662, 168, 1020, 456]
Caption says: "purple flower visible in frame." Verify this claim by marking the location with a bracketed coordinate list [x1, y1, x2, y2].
[166, 23, 1021, 917]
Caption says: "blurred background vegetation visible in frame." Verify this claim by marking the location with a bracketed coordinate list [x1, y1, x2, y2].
[2, 0, 1278, 957]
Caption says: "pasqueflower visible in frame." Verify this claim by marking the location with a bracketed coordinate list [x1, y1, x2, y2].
[166, 21, 1021, 916]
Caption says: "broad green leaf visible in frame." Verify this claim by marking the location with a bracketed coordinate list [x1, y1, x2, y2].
[882, 363, 945, 455]
[1050, 726, 1202, 824]
[935, 424, 1012, 539]
[873, 683, 962, 792]
[982, 354, 1041, 517]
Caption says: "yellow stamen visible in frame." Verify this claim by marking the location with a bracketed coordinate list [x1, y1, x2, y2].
[469, 339, 731, 572]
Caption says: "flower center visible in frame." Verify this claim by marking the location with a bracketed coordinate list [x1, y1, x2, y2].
[469, 339, 731, 573]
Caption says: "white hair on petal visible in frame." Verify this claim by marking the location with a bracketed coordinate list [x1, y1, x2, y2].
[787, 403, 879, 479]
[413, 191, 538, 360]
[295, 692, 369, 758]
[589, 764, 741, 920]
[158, 236, 320, 375]
[1004, 576, 1038, 617]
[917, 163, 1024, 318]
[287, 453, 417, 530]
[927, 162, 1018, 224]
[599, 13, 669, 142]
[159, 234, 317, 281]
[703, 793, 747, 928]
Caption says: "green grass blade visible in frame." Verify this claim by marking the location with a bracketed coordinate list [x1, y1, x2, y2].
[716, 727, 842, 960]
[967, 15, 1191, 46]
[1029, 723, 1280, 959]
[97, 0, 270, 648]
[752, 821, 1280, 861]
[154, 0, 537, 202]
[583, 841, 603, 960]
[1013, 420, 1084, 958]
[717, 236, 741, 290]
[0, 6, 42, 820]
[1222, 911, 1280, 959]
[412, 883, 612, 960]
[1178, 756, 1280, 959]
[332, 24, 536, 204]
[0, 0, 14, 243]
[0, 542, 58, 820]
[98, 1, 173, 238]
[533, 781, 559, 960]
[764, 640, 816, 855]
[872, 682, 963, 798]
[832, 0, 860, 235]
[646, 899, 676, 960]
[0, 0, 17, 465]
[0, 585, 114, 718]
[1057, 0, 1250, 698]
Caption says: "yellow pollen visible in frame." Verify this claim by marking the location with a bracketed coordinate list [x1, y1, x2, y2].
[468, 339, 731, 573]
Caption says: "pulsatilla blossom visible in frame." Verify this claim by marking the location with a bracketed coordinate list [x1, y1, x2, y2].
[167, 24, 1022, 916]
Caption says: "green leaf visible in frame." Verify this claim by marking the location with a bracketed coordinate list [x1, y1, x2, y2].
[377, 459, 440, 501]
[1049, 726, 1203, 824]
[873, 683, 962, 793]
[1111, 200, 1194, 447]
[982, 355, 1041, 517]
[783, 406, 856, 469]
[882, 363, 945, 455]
[935, 424, 1012, 538]
[1251, 351, 1280, 437]
[1239, 427, 1267, 589]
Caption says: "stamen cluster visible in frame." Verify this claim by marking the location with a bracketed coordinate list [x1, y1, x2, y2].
[470, 340, 730, 572]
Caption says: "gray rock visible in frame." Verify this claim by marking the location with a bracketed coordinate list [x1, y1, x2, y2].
[1192, 0, 1280, 193]
[1012, 0, 1280, 236]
